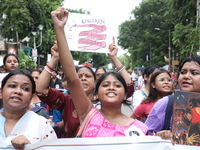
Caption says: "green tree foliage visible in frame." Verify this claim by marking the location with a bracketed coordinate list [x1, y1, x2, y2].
[118, 0, 171, 67]
[18, 49, 37, 70]
[172, 22, 200, 59]
[68, 8, 90, 14]
[118, 0, 198, 68]
[0, 1, 109, 68]
[0, 0, 63, 52]
[90, 53, 110, 69]
[167, 0, 196, 25]
[71, 51, 110, 69]
[167, 0, 197, 60]
[0, 0, 63, 67]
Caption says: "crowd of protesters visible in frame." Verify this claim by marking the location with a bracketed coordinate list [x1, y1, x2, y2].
[1, 7, 200, 149]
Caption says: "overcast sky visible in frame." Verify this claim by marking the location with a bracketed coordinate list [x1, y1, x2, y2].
[63, 0, 142, 56]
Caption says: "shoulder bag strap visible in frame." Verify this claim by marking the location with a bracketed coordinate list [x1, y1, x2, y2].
[76, 108, 98, 137]
[140, 89, 148, 97]
[163, 95, 174, 130]
[31, 106, 44, 113]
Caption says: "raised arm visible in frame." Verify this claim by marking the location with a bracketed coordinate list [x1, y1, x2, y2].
[108, 37, 132, 85]
[36, 43, 59, 94]
[51, 7, 92, 123]
[108, 37, 133, 98]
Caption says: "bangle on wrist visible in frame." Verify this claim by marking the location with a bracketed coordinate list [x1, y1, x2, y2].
[117, 66, 125, 73]
[44, 66, 53, 74]
[46, 63, 54, 72]
[115, 65, 124, 72]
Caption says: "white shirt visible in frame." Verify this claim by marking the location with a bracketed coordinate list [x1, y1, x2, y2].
[137, 76, 144, 88]
[132, 89, 148, 110]
[0, 111, 57, 145]
[131, 72, 138, 81]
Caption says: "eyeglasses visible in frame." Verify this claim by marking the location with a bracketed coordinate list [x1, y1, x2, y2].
[157, 77, 173, 82]
[96, 73, 104, 77]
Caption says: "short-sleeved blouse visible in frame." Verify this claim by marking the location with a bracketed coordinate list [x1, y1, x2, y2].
[83, 107, 148, 137]
[0, 111, 57, 143]
[134, 100, 157, 119]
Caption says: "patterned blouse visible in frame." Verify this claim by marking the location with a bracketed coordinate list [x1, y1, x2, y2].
[37, 88, 79, 138]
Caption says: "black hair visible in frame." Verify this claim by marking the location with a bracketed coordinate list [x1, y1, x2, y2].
[177, 54, 200, 79]
[95, 71, 127, 93]
[53, 70, 58, 74]
[30, 69, 42, 75]
[57, 66, 63, 71]
[0, 99, 2, 109]
[0, 65, 4, 68]
[143, 68, 172, 103]
[77, 66, 96, 81]
[172, 54, 200, 91]
[142, 65, 159, 84]
[3, 53, 19, 65]
[95, 72, 128, 104]
[0, 65, 6, 73]
[95, 67, 107, 74]
[1, 69, 36, 94]
[37, 65, 44, 70]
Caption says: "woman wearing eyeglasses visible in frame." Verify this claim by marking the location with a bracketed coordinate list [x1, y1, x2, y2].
[145, 54, 200, 140]
[95, 67, 107, 80]
[131, 68, 173, 121]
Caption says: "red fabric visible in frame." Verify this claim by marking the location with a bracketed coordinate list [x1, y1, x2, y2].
[134, 100, 157, 119]
[126, 83, 134, 99]
[46, 105, 50, 113]
[38, 88, 80, 138]
[191, 108, 200, 123]
[171, 75, 176, 80]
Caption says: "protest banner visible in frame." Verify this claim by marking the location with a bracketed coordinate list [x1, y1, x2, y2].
[1, 136, 199, 150]
[65, 12, 113, 53]
[172, 91, 200, 146]
[22, 136, 174, 150]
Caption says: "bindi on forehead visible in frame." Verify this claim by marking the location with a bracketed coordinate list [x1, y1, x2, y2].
[78, 72, 89, 76]
[78, 73, 93, 77]
[78, 70, 92, 75]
